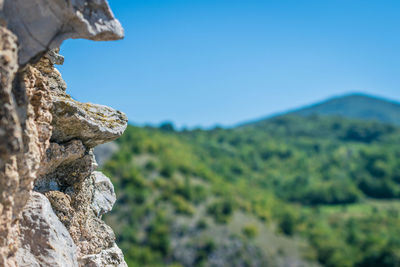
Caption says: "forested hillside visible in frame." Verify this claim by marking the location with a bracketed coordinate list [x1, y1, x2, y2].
[292, 94, 400, 125]
[244, 94, 400, 126]
[101, 114, 400, 267]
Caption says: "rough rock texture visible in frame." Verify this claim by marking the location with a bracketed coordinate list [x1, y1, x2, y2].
[2, 0, 124, 65]
[51, 94, 128, 148]
[79, 244, 128, 267]
[31, 56, 127, 264]
[16, 192, 78, 267]
[0, 26, 22, 267]
[0, 1, 128, 266]
[91, 171, 116, 217]
[0, 25, 54, 266]
[37, 140, 86, 178]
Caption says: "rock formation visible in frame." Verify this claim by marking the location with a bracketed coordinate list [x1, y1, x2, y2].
[0, 1, 127, 266]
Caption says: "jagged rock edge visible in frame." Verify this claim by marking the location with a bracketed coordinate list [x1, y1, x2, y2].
[0, 1, 128, 266]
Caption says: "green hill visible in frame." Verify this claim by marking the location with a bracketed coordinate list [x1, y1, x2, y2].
[101, 113, 400, 267]
[243, 93, 400, 127]
[291, 93, 400, 125]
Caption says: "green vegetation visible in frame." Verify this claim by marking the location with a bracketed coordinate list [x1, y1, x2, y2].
[242, 224, 258, 239]
[103, 114, 400, 267]
[292, 93, 400, 126]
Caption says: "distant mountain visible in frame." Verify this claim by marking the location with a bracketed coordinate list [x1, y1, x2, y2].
[289, 93, 400, 125]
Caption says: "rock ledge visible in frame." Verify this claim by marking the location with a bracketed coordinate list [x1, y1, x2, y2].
[0, 1, 128, 266]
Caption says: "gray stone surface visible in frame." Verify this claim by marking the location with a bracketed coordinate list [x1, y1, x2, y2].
[0, 0, 128, 265]
[0, 26, 54, 267]
[91, 171, 116, 217]
[1, 0, 124, 65]
[16, 192, 79, 267]
[51, 94, 128, 148]
[37, 140, 86, 177]
[45, 48, 65, 65]
[26, 56, 127, 266]
[79, 244, 128, 267]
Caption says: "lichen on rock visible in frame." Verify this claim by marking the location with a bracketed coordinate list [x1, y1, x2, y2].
[0, 1, 128, 266]
[30, 55, 127, 264]
[51, 94, 128, 148]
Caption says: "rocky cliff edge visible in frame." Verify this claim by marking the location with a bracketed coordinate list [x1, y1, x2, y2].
[0, 1, 128, 266]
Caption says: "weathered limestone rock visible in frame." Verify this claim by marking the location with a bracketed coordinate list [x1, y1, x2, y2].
[27, 55, 127, 266]
[0, 26, 21, 267]
[16, 192, 78, 267]
[91, 171, 116, 217]
[79, 244, 128, 267]
[33, 53, 67, 93]
[9, 48, 54, 222]
[41, 153, 117, 256]
[44, 191, 75, 229]
[37, 140, 86, 177]
[42, 177, 116, 257]
[51, 95, 128, 148]
[31, 60, 126, 262]
[0, 26, 53, 267]
[45, 48, 65, 66]
[0, 27, 19, 160]
[0, 1, 128, 266]
[2, 0, 124, 65]
[36, 150, 94, 192]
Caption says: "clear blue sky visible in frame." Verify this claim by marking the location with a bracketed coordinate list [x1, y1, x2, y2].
[59, 0, 400, 128]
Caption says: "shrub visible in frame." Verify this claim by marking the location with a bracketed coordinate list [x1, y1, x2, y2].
[144, 160, 157, 171]
[207, 199, 234, 224]
[160, 164, 175, 178]
[172, 196, 195, 215]
[243, 224, 258, 238]
[196, 219, 208, 230]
